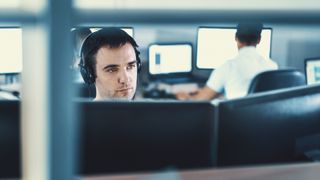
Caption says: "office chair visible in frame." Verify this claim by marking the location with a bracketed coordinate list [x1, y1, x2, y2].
[248, 69, 306, 94]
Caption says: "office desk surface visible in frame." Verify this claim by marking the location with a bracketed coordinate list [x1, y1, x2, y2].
[82, 162, 320, 180]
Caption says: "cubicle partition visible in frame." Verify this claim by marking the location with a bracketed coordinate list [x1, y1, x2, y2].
[217, 85, 320, 166]
[2, 85, 320, 178]
[77, 101, 217, 175]
[0, 100, 20, 178]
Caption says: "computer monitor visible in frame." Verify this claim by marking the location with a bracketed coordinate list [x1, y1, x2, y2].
[0, 28, 22, 74]
[305, 57, 320, 85]
[0, 100, 20, 178]
[77, 101, 217, 175]
[149, 44, 192, 75]
[90, 27, 134, 37]
[196, 27, 272, 69]
[217, 85, 320, 167]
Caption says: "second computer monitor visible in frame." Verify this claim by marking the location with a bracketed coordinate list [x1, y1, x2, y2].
[305, 57, 320, 85]
[197, 27, 272, 69]
[78, 101, 217, 175]
[0, 28, 22, 74]
[149, 44, 192, 75]
[0, 100, 20, 178]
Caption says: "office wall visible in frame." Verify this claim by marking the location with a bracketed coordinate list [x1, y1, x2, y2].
[130, 24, 320, 81]
[271, 25, 320, 70]
[2, 23, 319, 85]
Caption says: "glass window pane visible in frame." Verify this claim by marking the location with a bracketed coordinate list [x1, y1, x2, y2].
[74, 0, 116, 9]
[0, 1, 21, 8]
[74, 0, 320, 10]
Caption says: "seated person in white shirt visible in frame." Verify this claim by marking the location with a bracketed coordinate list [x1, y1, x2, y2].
[176, 22, 278, 101]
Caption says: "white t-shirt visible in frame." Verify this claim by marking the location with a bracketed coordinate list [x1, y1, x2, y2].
[206, 46, 278, 99]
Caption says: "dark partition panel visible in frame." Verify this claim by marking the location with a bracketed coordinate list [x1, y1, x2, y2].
[77, 101, 217, 175]
[0, 100, 20, 178]
[218, 85, 320, 166]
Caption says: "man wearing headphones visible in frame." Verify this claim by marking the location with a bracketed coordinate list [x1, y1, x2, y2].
[79, 27, 141, 101]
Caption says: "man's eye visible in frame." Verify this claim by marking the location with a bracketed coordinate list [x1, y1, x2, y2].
[106, 68, 117, 73]
[127, 64, 136, 70]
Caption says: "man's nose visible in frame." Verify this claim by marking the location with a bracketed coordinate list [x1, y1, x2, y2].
[118, 69, 131, 84]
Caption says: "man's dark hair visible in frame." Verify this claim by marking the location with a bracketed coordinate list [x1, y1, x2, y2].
[79, 27, 141, 83]
[236, 22, 263, 45]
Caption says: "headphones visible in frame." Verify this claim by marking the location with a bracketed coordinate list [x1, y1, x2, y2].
[79, 30, 142, 85]
[79, 55, 96, 85]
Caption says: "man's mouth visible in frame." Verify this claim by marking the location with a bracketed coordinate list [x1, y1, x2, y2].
[116, 88, 133, 93]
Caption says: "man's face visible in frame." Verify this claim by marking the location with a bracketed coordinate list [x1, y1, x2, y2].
[94, 43, 138, 100]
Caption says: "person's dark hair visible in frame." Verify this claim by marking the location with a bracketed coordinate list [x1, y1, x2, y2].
[79, 27, 141, 83]
[236, 22, 263, 45]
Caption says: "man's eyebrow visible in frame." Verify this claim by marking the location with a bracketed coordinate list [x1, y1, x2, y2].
[128, 60, 137, 65]
[103, 64, 119, 70]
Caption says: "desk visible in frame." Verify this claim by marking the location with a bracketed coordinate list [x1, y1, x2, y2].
[82, 163, 320, 180]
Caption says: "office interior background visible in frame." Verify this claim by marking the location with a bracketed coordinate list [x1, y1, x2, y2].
[0, 0, 320, 180]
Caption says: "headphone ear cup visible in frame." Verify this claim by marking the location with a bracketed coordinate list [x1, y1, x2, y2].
[80, 65, 95, 84]
[87, 70, 95, 84]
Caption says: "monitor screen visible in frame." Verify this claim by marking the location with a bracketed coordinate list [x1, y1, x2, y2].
[197, 27, 272, 69]
[149, 44, 192, 75]
[305, 58, 320, 85]
[90, 27, 134, 37]
[0, 100, 20, 178]
[77, 100, 217, 174]
[0, 28, 22, 74]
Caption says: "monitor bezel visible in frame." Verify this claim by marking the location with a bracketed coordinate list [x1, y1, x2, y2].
[195, 26, 273, 70]
[77, 100, 218, 174]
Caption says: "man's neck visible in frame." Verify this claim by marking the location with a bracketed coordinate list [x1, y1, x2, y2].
[239, 44, 257, 50]
[93, 93, 104, 101]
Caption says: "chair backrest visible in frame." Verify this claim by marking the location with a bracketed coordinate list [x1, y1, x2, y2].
[248, 69, 306, 94]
